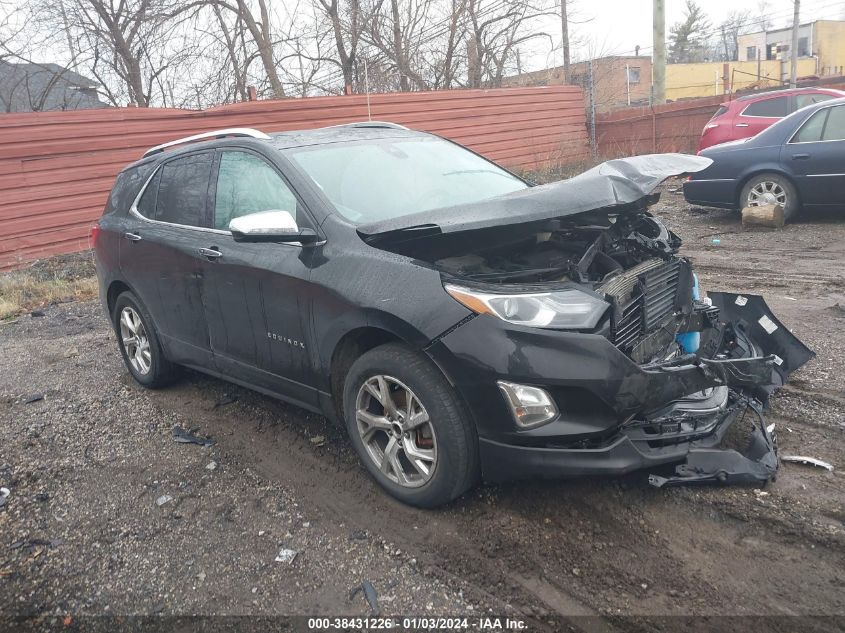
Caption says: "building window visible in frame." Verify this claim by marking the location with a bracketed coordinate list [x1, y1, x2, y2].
[626, 66, 640, 84]
[798, 36, 809, 56]
[746, 45, 757, 61]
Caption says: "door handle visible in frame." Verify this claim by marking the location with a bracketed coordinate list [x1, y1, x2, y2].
[735, 123, 749, 128]
[124, 232, 142, 242]
[792, 153, 810, 160]
[198, 247, 222, 260]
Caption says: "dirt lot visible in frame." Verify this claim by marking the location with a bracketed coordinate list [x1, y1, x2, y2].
[1, 185, 844, 631]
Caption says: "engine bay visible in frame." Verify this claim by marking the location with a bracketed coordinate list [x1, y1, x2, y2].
[433, 212, 682, 287]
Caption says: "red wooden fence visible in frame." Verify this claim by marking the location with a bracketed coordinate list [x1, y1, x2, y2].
[0, 86, 589, 269]
[594, 95, 725, 158]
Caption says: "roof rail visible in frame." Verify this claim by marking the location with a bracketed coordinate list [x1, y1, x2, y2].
[334, 121, 409, 130]
[143, 128, 271, 158]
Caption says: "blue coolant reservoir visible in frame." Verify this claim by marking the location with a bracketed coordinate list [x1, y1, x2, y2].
[676, 273, 701, 354]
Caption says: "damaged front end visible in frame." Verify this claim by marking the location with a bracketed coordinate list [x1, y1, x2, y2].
[361, 154, 815, 487]
[629, 291, 814, 488]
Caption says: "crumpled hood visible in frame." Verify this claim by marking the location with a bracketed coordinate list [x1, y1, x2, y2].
[358, 153, 712, 242]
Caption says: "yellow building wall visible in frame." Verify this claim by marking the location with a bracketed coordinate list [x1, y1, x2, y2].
[814, 21, 845, 75]
[665, 59, 818, 100]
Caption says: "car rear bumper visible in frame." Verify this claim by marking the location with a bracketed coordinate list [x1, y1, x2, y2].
[683, 179, 737, 208]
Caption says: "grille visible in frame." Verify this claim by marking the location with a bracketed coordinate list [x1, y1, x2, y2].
[610, 259, 681, 354]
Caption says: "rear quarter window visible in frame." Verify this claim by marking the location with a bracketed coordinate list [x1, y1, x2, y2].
[103, 162, 155, 216]
[709, 105, 728, 120]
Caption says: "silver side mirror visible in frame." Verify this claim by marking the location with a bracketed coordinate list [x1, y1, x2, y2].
[229, 210, 299, 239]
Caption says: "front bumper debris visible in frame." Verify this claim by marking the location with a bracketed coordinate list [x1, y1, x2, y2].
[646, 397, 779, 488]
[643, 292, 813, 488]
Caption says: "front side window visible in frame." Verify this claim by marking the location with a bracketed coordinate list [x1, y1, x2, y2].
[154, 152, 214, 226]
[287, 137, 527, 223]
[742, 96, 788, 118]
[214, 151, 298, 230]
[791, 109, 828, 143]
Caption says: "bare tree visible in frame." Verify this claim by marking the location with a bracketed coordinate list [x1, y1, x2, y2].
[213, 0, 287, 98]
[717, 10, 752, 62]
[32, 0, 203, 107]
[466, 0, 553, 88]
[314, 0, 361, 90]
[211, 4, 252, 101]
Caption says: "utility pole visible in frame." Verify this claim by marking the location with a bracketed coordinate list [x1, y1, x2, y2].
[561, 0, 570, 83]
[588, 58, 596, 156]
[790, 0, 800, 88]
[652, 0, 666, 104]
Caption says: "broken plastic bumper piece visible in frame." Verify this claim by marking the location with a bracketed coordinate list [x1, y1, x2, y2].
[643, 292, 814, 488]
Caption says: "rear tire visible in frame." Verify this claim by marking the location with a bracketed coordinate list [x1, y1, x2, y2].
[342, 343, 479, 508]
[740, 172, 799, 222]
[112, 291, 178, 388]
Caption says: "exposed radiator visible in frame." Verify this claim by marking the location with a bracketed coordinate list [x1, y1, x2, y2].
[600, 258, 682, 356]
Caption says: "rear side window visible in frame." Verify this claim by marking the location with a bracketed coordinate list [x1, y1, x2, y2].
[154, 152, 214, 227]
[795, 93, 836, 110]
[214, 151, 299, 230]
[742, 96, 788, 118]
[822, 105, 845, 141]
[104, 162, 155, 216]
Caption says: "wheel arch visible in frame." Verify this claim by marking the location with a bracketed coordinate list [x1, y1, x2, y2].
[328, 326, 405, 424]
[326, 317, 469, 428]
[106, 279, 135, 315]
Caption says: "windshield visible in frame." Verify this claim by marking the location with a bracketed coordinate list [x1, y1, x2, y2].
[287, 136, 528, 223]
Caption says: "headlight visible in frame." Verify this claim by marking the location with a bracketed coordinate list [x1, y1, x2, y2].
[444, 284, 609, 329]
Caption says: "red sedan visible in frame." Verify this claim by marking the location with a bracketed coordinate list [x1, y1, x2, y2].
[698, 87, 845, 151]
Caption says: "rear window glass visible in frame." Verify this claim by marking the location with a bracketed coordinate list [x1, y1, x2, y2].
[742, 97, 788, 118]
[822, 105, 845, 141]
[792, 109, 828, 143]
[155, 152, 213, 227]
[104, 162, 155, 215]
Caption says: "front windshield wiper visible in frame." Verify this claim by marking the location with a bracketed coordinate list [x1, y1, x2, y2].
[441, 169, 517, 179]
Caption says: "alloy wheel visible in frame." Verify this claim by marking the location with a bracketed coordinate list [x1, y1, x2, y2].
[355, 375, 437, 488]
[747, 181, 787, 207]
[119, 306, 152, 375]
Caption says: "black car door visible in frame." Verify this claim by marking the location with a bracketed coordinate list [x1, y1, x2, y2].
[786, 104, 845, 206]
[199, 148, 320, 408]
[119, 150, 215, 367]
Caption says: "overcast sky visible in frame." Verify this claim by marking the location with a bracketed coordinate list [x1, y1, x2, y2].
[4, 0, 845, 90]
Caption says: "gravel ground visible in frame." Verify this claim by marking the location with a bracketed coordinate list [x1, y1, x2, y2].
[1, 185, 844, 631]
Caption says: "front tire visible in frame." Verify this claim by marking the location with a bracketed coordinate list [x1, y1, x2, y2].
[740, 172, 799, 222]
[112, 291, 178, 388]
[343, 343, 479, 508]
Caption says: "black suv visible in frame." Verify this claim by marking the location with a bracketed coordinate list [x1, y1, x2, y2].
[94, 124, 812, 506]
